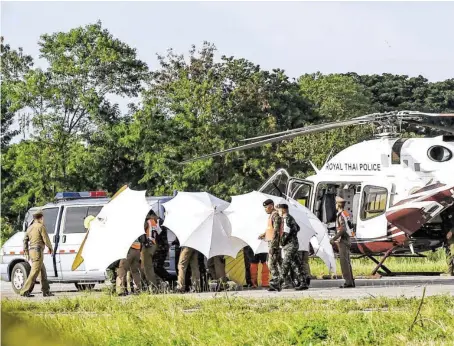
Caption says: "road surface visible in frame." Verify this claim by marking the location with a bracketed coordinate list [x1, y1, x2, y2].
[2, 276, 453, 301]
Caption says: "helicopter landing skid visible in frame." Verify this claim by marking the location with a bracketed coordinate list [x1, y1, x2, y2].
[362, 249, 443, 277]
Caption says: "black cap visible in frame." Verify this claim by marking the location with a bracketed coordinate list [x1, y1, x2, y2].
[276, 203, 288, 209]
[263, 199, 274, 207]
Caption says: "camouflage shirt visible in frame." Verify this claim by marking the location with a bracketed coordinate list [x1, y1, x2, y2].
[280, 214, 300, 247]
[269, 211, 282, 250]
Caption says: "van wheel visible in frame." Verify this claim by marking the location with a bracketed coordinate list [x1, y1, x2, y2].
[11, 262, 31, 294]
[74, 283, 95, 291]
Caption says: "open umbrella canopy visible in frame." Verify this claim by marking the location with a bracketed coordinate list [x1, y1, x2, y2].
[224, 191, 276, 254]
[79, 187, 152, 272]
[162, 192, 246, 259]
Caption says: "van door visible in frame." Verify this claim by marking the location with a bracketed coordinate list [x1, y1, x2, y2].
[258, 169, 291, 197]
[41, 207, 61, 278]
[58, 205, 103, 280]
[286, 178, 314, 210]
[355, 181, 392, 240]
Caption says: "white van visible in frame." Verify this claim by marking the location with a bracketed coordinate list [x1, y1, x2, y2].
[0, 191, 176, 294]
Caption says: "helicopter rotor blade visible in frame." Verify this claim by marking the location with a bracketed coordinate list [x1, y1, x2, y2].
[181, 111, 454, 164]
[181, 118, 363, 163]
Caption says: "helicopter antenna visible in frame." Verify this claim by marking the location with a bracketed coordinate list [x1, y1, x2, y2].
[323, 148, 334, 168]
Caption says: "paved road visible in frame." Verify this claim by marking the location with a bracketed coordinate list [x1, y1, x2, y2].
[2, 276, 453, 301]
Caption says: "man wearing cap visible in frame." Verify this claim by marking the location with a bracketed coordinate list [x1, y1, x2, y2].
[20, 210, 54, 297]
[330, 196, 355, 288]
[276, 204, 308, 290]
[258, 199, 283, 291]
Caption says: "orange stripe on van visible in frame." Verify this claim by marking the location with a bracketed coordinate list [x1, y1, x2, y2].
[9, 252, 15, 255]
[59, 250, 65, 253]
[69, 250, 76, 253]
[20, 251, 24, 255]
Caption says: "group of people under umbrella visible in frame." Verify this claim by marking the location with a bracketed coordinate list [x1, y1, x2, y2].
[74, 188, 337, 294]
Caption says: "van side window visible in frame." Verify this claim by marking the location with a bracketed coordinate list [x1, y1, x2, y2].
[43, 208, 59, 234]
[360, 186, 388, 221]
[64, 207, 89, 234]
[88, 206, 102, 216]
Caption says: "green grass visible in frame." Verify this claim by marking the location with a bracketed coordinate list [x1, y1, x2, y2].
[2, 294, 454, 346]
[309, 248, 449, 277]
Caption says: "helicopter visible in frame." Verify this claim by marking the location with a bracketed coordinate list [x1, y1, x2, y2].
[182, 111, 454, 276]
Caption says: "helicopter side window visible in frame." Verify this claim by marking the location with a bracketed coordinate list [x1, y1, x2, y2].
[360, 186, 388, 221]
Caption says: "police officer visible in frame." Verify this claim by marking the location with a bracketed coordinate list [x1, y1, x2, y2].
[330, 196, 355, 288]
[259, 199, 283, 292]
[140, 212, 159, 291]
[176, 246, 201, 292]
[207, 255, 227, 290]
[277, 204, 308, 291]
[116, 239, 142, 296]
[20, 210, 54, 297]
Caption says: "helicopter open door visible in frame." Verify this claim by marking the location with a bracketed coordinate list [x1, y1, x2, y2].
[258, 169, 291, 197]
[287, 178, 314, 210]
[355, 181, 393, 240]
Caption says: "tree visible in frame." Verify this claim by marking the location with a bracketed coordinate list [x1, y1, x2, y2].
[0, 37, 33, 149]
[133, 42, 313, 199]
[16, 21, 148, 191]
[276, 73, 375, 177]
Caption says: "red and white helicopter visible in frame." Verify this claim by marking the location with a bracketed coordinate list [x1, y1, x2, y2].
[183, 111, 454, 275]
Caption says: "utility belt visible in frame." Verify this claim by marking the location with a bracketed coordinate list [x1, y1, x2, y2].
[29, 246, 43, 251]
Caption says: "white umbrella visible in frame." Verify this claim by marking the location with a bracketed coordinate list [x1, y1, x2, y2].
[162, 192, 246, 259]
[81, 187, 152, 272]
[224, 191, 276, 254]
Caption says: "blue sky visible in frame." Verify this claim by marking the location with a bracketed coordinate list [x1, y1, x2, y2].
[2, 1, 454, 141]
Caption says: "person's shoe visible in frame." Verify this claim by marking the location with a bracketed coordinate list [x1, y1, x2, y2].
[268, 282, 282, 292]
[42, 292, 55, 297]
[21, 292, 34, 298]
[305, 277, 311, 286]
[295, 283, 309, 291]
[339, 284, 355, 289]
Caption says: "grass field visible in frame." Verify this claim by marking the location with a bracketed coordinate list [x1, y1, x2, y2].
[2, 294, 454, 346]
[309, 248, 449, 277]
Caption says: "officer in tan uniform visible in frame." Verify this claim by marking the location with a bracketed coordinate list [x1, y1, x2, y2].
[177, 246, 201, 292]
[140, 212, 159, 291]
[207, 255, 227, 290]
[116, 239, 142, 296]
[20, 210, 54, 297]
[330, 196, 355, 288]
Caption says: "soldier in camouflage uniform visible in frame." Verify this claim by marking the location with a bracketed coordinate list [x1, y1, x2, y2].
[277, 204, 308, 291]
[259, 199, 283, 292]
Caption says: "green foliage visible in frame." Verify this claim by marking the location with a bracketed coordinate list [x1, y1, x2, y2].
[1, 23, 453, 242]
[2, 295, 454, 345]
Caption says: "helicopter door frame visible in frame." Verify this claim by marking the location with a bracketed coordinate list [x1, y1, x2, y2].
[286, 178, 314, 210]
[258, 168, 291, 197]
[355, 180, 393, 240]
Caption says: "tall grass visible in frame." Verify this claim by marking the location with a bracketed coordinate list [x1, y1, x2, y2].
[2, 294, 454, 345]
[309, 248, 449, 277]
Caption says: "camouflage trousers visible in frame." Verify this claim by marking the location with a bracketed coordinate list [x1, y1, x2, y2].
[281, 240, 306, 287]
[267, 247, 283, 287]
[446, 242, 454, 276]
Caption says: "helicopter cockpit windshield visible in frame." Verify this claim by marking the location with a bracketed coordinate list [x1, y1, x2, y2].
[259, 169, 291, 198]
